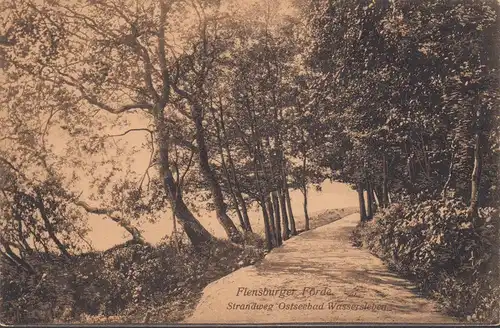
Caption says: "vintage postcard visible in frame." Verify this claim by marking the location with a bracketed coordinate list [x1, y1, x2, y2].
[0, 0, 498, 325]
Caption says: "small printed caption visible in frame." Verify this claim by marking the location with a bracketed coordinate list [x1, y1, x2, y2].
[226, 287, 390, 312]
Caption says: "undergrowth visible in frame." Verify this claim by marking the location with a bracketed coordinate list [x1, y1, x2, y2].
[0, 233, 266, 324]
[351, 199, 499, 323]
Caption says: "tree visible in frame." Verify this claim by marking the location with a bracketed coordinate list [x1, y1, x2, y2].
[304, 0, 499, 218]
[2, 0, 218, 248]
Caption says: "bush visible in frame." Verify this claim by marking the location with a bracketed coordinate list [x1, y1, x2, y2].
[0, 238, 266, 324]
[352, 199, 499, 322]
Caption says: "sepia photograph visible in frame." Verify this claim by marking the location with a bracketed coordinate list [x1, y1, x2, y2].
[0, 0, 498, 325]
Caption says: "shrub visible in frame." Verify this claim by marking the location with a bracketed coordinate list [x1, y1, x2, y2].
[352, 199, 499, 322]
[0, 238, 266, 324]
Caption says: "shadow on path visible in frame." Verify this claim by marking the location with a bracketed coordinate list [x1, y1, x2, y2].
[184, 213, 456, 324]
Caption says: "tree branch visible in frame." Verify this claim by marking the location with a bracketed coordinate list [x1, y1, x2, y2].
[158, 0, 172, 106]
[106, 128, 154, 138]
[74, 200, 118, 215]
[47, 69, 154, 114]
[74, 200, 144, 242]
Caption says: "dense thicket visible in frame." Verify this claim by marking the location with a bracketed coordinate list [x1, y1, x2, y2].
[305, 0, 500, 322]
[306, 0, 499, 215]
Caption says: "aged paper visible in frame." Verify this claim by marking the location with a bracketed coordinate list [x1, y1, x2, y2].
[0, 0, 498, 325]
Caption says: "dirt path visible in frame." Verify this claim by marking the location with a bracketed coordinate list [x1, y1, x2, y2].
[184, 213, 457, 324]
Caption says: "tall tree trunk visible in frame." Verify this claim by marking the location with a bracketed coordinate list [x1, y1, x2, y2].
[272, 191, 282, 245]
[216, 132, 246, 231]
[154, 111, 215, 248]
[442, 140, 456, 198]
[283, 164, 297, 235]
[303, 186, 310, 231]
[236, 191, 251, 232]
[371, 185, 378, 215]
[249, 130, 271, 248]
[253, 133, 274, 246]
[211, 103, 250, 232]
[302, 153, 310, 231]
[227, 148, 251, 232]
[468, 132, 483, 219]
[0, 241, 35, 274]
[192, 106, 242, 243]
[373, 185, 381, 208]
[382, 153, 389, 207]
[266, 194, 276, 246]
[357, 182, 367, 222]
[35, 196, 71, 258]
[366, 180, 374, 220]
[279, 188, 290, 240]
[218, 102, 252, 232]
[260, 200, 273, 251]
[227, 158, 251, 232]
[285, 187, 297, 235]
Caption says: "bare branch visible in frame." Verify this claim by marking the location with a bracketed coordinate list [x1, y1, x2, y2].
[138, 130, 156, 190]
[74, 200, 118, 215]
[180, 146, 196, 187]
[84, 95, 154, 114]
[74, 200, 144, 243]
[106, 128, 154, 138]
[0, 156, 21, 174]
[44, 69, 154, 115]
[134, 40, 161, 103]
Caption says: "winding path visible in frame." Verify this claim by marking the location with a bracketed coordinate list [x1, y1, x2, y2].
[184, 213, 457, 324]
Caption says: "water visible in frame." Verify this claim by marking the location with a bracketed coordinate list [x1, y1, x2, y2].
[86, 181, 358, 251]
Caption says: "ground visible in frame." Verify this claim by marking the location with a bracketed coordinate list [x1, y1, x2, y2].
[184, 213, 457, 324]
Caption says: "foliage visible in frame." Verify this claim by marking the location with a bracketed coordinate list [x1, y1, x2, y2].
[352, 201, 499, 322]
[0, 239, 266, 324]
[306, 0, 499, 204]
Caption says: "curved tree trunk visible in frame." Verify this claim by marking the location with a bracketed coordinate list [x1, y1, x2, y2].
[366, 180, 374, 220]
[303, 186, 310, 231]
[468, 131, 483, 219]
[0, 242, 35, 274]
[272, 191, 282, 246]
[266, 194, 277, 246]
[155, 112, 215, 248]
[260, 200, 273, 251]
[285, 187, 297, 235]
[357, 182, 367, 222]
[279, 188, 290, 240]
[382, 153, 389, 208]
[218, 102, 253, 232]
[192, 106, 242, 243]
[75, 200, 145, 244]
[35, 197, 71, 258]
